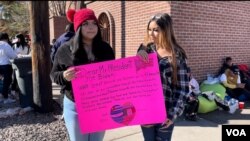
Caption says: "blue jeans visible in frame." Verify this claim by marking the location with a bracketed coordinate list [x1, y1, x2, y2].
[141, 123, 175, 141]
[63, 95, 105, 141]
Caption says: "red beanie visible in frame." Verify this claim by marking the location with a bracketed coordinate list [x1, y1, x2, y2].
[66, 8, 98, 32]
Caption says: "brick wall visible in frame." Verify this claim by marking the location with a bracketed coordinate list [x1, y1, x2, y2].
[87, 1, 250, 82]
[171, 1, 250, 81]
[87, 1, 170, 58]
[49, 16, 69, 43]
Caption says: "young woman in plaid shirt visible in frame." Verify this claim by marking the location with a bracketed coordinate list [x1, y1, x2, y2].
[137, 13, 190, 141]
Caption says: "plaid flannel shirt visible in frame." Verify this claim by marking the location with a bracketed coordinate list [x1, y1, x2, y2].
[138, 43, 190, 122]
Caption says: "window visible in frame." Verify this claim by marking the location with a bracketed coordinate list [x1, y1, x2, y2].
[98, 13, 110, 44]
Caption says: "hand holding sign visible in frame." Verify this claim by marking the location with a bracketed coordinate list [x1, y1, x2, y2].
[63, 67, 78, 81]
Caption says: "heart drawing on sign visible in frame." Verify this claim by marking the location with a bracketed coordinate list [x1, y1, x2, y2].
[110, 102, 136, 125]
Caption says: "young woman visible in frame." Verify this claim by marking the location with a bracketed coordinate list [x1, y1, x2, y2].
[137, 13, 190, 141]
[10, 33, 31, 97]
[50, 8, 115, 141]
[12, 33, 31, 56]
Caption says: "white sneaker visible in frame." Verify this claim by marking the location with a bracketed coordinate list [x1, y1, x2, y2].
[9, 91, 18, 99]
[19, 106, 33, 115]
[60, 114, 64, 120]
[4, 98, 16, 104]
[11, 90, 16, 96]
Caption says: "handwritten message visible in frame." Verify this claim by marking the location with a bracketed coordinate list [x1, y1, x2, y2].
[72, 53, 166, 133]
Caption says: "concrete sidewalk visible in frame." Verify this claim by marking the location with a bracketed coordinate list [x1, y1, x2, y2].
[52, 83, 249, 141]
[103, 117, 221, 141]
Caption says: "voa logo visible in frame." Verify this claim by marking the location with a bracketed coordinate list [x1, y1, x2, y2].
[226, 129, 246, 136]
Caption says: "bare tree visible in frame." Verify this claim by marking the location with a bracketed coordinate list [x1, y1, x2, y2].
[0, 1, 74, 36]
[48, 1, 74, 18]
[0, 1, 29, 37]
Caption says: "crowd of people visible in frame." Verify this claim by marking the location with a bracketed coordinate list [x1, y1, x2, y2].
[0, 32, 31, 104]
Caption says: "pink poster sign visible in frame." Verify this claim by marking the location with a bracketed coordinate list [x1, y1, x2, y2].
[71, 53, 167, 134]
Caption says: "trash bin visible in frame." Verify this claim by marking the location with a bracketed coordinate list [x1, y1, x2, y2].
[11, 57, 34, 108]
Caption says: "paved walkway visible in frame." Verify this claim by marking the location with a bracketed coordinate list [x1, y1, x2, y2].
[52, 83, 250, 141]
[103, 117, 222, 141]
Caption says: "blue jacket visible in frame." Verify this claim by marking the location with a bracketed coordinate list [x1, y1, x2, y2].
[50, 31, 75, 62]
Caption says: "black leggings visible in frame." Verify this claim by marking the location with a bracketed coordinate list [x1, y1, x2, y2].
[0, 65, 13, 98]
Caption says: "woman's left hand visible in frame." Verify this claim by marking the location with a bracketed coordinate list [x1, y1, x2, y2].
[160, 119, 173, 129]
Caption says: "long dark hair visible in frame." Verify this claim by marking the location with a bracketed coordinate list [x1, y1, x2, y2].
[144, 13, 187, 85]
[72, 25, 103, 66]
[0, 32, 12, 46]
[15, 34, 28, 49]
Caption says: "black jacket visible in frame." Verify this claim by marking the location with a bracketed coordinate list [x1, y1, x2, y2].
[50, 40, 115, 102]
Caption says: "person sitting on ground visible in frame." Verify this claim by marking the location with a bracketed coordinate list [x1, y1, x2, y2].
[185, 67, 200, 121]
[217, 56, 233, 77]
[220, 65, 250, 101]
[238, 64, 250, 91]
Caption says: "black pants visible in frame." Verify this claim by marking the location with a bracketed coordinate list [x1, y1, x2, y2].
[225, 87, 250, 101]
[0, 65, 13, 98]
[11, 70, 18, 91]
[141, 123, 175, 141]
[242, 78, 250, 91]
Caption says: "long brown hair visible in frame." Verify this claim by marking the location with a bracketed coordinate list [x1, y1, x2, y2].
[144, 13, 187, 85]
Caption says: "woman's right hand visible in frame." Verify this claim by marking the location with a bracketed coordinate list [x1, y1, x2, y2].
[63, 67, 77, 81]
[237, 83, 245, 88]
[137, 50, 149, 63]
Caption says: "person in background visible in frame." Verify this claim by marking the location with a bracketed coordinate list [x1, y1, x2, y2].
[12, 33, 31, 57]
[220, 65, 250, 101]
[136, 13, 189, 141]
[50, 8, 115, 141]
[50, 23, 75, 63]
[24, 34, 31, 50]
[10, 33, 31, 96]
[217, 56, 233, 76]
[185, 67, 199, 121]
[0, 32, 17, 104]
[0, 32, 12, 46]
[0, 32, 12, 83]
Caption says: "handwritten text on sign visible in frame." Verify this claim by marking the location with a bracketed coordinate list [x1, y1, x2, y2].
[71, 53, 166, 133]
